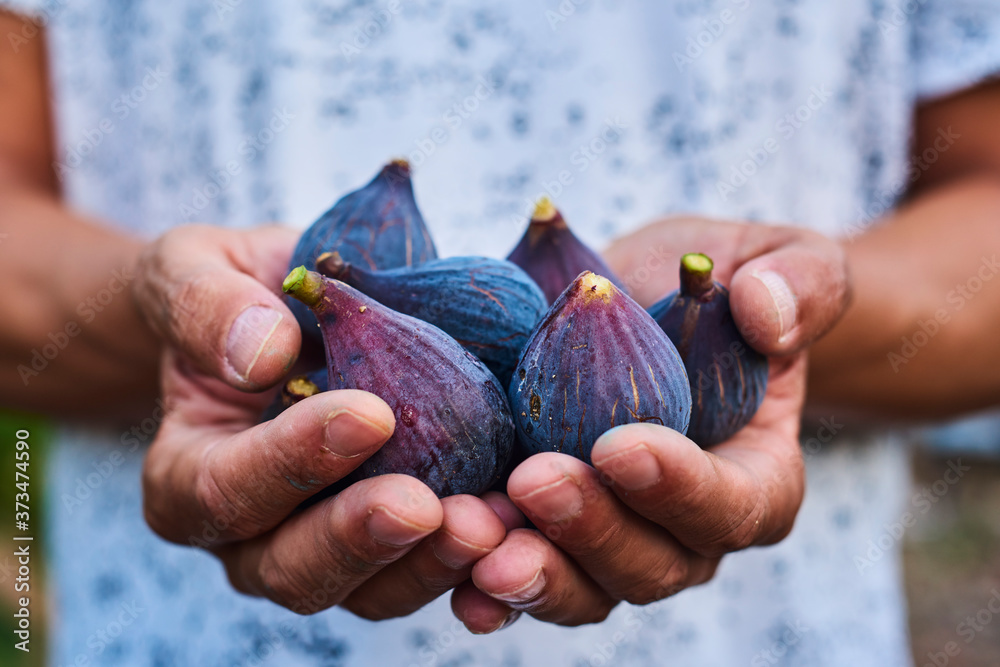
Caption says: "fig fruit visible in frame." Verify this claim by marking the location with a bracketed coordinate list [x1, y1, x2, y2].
[316, 252, 547, 386]
[506, 198, 626, 304]
[288, 159, 438, 345]
[648, 253, 768, 447]
[509, 271, 691, 463]
[259, 369, 327, 422]
[282, 266, 514, 497]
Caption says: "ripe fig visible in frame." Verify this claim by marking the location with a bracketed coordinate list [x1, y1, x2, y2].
[648, 253, 768, 447]
[282, 266, 514, 497]
[288, 159, 438, 345]
[509, 271, 691, 463]
[316, 252, 547, 386]
[259, 369, 327, 422]
[506, 198, 626, 304]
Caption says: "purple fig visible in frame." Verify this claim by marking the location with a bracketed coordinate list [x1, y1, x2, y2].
[509, 271, 691, 463]
[317, 252, 546, 386]
[648, 253, 768, 447]
[288, 159, 438, 345]
[282, 266, 514, 497]
[506, 198, 626, 304]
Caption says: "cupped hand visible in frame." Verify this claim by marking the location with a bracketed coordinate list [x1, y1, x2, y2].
[451, 217, 851, 632]
[133, 224, 507, 618]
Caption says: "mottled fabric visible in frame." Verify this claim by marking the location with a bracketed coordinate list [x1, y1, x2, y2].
[4, 0, 1000, 665]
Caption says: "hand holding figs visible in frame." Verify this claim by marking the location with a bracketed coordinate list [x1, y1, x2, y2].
[453, 217, 852, 632]
[133, 224, 512, 621]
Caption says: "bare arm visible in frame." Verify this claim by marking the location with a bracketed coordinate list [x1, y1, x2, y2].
[0, 11, 159, 419]
[808, 82, 1000, 420]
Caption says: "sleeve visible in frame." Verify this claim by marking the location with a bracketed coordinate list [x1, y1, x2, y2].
[911, 0, 1000, 100]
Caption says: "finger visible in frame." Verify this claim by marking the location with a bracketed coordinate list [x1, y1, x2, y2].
[216, 474, 443, 614]
[471, 529, 617, 626]
[507, 453, 718, 604]
[480, 491, 527, 531]
[590, 358, 806, 558]
[340, 494, 507, 620]
[133, 224, 302, 390]
[602, 219, 851, 355]
[143, 387, 395, 545]
[451, 581, 521, 635]
[729, 231, 851, 355]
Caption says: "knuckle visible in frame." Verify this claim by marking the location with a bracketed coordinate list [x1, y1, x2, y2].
[340, 595, 396, 622]
[192, 461, 259, 542]
[705, 495, 768, 556]
[621, 553, 689, 606]
[259, 558, 316, 611]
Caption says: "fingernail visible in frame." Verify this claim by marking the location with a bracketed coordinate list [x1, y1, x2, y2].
[492, 568, 546, 604]
[597, 444, 662, 492]
[368, 507, 433, 547]
[471, 610, 522, 635]
[752, 270, 797, 342]
[225, 306, 284, 381]
[512, 476, 584, 524]
[324, 409, 392, 459]
[431, 531, 491, 570]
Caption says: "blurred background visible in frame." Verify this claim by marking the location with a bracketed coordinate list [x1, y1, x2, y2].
[2, 410, 998, 667]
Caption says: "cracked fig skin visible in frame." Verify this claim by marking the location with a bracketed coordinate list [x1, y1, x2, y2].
[282, 266, 514, 498]
[288, 159, 438, 346]
[648, 253, 768, 447]
[317, 252, 547, 387]
[506, 198, 627, 304]
[508, 271, 691, 463]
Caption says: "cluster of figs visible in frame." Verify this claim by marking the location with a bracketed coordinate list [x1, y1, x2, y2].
[272, 160, 769, 498]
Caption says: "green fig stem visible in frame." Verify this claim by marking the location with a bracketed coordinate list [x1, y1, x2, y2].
[282, 266, 325, 308]
[679, 253, 715, 299]
[316, 251, 349, 280]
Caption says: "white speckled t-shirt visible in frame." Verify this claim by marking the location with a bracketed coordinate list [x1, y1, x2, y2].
[5, 0, 1000, 665]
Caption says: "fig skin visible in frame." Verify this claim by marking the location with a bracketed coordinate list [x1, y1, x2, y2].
[288, 159, 438, 345]
[283, 267, 514, 498]
[648, 253, 768, 447]
[317, 252, 547, 386]
[509, 271, 691, 464]
[506, 198, 627, 304]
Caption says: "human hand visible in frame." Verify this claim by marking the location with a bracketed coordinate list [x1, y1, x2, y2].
[451, 217, 851, 631]
[133, 224, 508, 618]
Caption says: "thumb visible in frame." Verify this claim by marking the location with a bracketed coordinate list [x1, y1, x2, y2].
[730, 232, 851, 356]
[133, 224, 302, 391]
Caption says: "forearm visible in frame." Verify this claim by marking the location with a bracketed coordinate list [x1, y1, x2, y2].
[808, 175, 1000, 419]
[0, 186, 159, 419]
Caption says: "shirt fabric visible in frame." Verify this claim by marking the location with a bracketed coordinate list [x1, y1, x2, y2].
[5, 0, 1000, 665]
